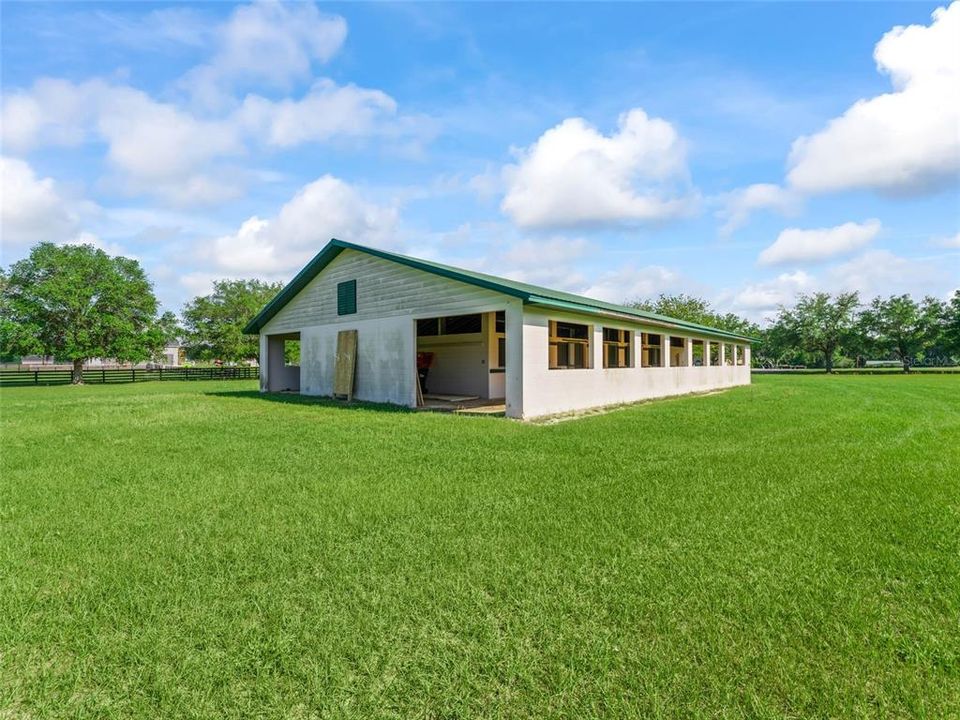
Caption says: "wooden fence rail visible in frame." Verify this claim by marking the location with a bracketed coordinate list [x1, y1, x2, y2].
[0, 366, 260, 387]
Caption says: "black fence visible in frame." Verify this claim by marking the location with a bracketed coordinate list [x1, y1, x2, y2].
[0, 366, 260, 387]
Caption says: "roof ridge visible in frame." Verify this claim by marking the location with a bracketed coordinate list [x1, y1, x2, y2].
[243, 238, 754, 342]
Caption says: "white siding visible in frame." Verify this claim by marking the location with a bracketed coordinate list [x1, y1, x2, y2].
[261, 249, 509, 407]
[262, 250, 506, 334]
[519, 307, 750, 419]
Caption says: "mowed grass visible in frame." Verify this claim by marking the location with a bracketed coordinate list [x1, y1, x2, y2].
[1, 376, 958, 719]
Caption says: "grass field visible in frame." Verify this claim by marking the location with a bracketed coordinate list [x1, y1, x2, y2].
[2, 375, 958, 718]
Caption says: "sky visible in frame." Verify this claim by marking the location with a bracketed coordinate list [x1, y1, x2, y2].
[1, 1, 958, 322]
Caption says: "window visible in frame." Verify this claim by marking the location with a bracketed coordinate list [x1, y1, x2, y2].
[497, 337, 506, 368]
[417, 318, 439, 337]
[442, 314, 482, 334]
[549, 321, 590, 369]
[724, 343, 734, 365]
[641, 333, 662, 367]
[736, 345, 746, 366]
[710, 341, 720, 366]
[337, 279, 357, 316]
[495, 310, 505, 333]
[602, 328, 631, 368]
[691, 339, 705, 366]
[417, 314, 482, 337]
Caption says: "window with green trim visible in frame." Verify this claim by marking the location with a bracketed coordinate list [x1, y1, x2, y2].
[337, 280, 357, 316]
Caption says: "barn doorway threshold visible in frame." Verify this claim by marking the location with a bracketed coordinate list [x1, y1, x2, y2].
[417, 395, 506, 416]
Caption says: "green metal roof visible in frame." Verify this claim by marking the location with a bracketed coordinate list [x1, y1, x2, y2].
[243, 239, 754, 342]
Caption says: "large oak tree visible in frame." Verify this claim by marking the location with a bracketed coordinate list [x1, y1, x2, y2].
[1, 242, 164, 383]
[774, 292, 860, 372]
[860, 294, 944, 372]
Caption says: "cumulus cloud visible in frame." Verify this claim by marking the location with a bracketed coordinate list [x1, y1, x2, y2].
[723, 248, 955, 322]
[786, 3, 960, 196]
[501, 108, 695, 229]
[581, 265, 684, 304]
[199, 175, 398, 275]
[731, 271, 816, 313]
[1, 79, 244, 205]
[1, 74, 423, 205]
[180, 1, 347, 109]
[758, 219, 881, 266]
[237, 79, 398, 147]
[717, 183, 800, 235]
[1, 156, 79, 249]
[824, 249, 954, 298]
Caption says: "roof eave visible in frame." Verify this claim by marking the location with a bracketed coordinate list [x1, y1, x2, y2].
[524, 296, 753, 343]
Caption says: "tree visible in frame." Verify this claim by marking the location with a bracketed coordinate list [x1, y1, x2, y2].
[182, 279, 281, 363]
[626, 293, 760, 336]
[1, 242, 164, 383]
[774, 292, 859, 372]
[157, 311, 183, 345]
[860, 294, 944, 372]
[943, 290, 960, 361]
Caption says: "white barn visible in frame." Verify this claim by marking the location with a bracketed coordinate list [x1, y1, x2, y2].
[244, 239, 752, 420]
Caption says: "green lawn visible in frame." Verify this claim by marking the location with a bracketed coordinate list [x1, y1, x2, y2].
[2, 376, 958, 719]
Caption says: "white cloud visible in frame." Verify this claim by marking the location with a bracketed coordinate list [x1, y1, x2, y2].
[0, 156, 78, 249]
[1, 74, 423, 206]
[931, 231, 960, 249]
[181, 1, 347, 109]
[824, 249, 953, 298]
[729, 271, 816, 317]
[500, 237, 590, 268]
[758, 219, 881, 266]
[724, 248, 955, 322]
[501, 108, 695, 228]
[237, 79, 398, 147]
[787, 3, 960, 195]
[63, 231, 133, 259]
[582, 265, 684, 304]
[200, 175, 399, 275]
[717, 183, 800, 235]
[1, 79, 244, 205]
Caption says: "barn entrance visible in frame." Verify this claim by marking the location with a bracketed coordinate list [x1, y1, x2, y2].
[414, 311, 505, 403]
[265, 332, 300, 392]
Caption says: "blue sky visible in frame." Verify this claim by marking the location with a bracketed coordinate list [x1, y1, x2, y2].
[2, 1, 958, 321]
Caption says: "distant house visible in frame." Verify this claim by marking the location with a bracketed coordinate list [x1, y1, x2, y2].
[160, 343, 184, 367]
[244, 239, 752, 420]
[17, 343, 184, 368]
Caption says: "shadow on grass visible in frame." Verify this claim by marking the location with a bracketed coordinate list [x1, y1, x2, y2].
[204, 389, 414, 414]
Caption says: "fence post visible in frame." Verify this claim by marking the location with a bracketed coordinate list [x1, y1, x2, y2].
[35, 370, 39, 385]
[102, 368, 106, 384]
[160, 367, 163, 382]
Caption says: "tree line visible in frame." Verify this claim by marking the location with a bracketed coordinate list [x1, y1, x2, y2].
[630, 292, 960, 372]
[2, 242, 958, 383]
[0, 242, 280, 383]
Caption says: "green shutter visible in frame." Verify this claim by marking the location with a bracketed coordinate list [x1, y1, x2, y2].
[337, 280, 357, 316]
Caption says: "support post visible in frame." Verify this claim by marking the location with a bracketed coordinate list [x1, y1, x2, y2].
[720, 342, 726, 366]
[661, 335, 670, 368]
[704, 340, 711, 367]
[504, 300, 524, 419]
[684, 337, 693, 367]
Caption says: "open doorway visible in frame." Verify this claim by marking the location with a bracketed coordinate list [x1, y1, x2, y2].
[265, 332, 300, 392]
[415, 311, 502, 402]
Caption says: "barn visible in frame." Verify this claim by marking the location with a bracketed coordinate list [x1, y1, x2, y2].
[244, 239, 752, 419]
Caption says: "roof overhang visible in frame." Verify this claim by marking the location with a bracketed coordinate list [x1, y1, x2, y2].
[243, 239, 755, 343]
